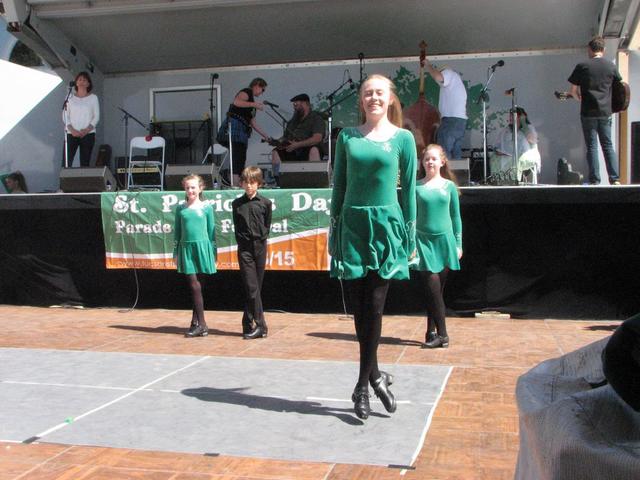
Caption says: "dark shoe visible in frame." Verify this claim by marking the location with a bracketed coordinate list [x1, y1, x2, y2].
[425, 330, 438, 344]
[242, 321, 254, 336]
[185, 324, 209, 338]
[243, 326, 267, 339]
[380, 370, 394, 387]
[372, 375, 397, 413]
[422, 334, 449, 349]
[352, 385, 370, 420]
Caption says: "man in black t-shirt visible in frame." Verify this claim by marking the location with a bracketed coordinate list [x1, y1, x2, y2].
[568, 36, 622, 184]
[270, 93, 326, 186]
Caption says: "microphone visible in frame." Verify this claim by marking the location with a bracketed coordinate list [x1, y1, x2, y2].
[490, 60, 505, 71]
[211, 73, 219, 79]
[264, 100, 279, 108]
[347, 71, 355, 89]
[504, 87, 515, 96]
[358, 52, 365, 61]
[69, 80, 76, 87]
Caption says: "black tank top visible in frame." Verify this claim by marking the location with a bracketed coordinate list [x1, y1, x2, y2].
[228, 87, 254, 124]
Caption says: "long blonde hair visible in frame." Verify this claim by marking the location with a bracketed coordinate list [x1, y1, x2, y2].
[359, 74, 403, 128]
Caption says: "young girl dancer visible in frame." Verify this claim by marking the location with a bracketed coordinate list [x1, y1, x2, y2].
[414, 144, 462, 348]
[329, 74, 417, 420]
[173, 174, 217, 337]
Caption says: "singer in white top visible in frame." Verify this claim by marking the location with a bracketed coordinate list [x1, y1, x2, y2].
[425, 58, 468, 160]
[62, 71, 100, 167]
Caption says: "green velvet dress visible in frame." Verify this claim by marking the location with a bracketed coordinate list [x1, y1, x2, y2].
[173, 202, 217, 275]
[329, 127, 417, 280]
[413, 179, 462, 273]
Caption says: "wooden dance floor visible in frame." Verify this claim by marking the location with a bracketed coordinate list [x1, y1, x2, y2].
[0, 305, 618, 479]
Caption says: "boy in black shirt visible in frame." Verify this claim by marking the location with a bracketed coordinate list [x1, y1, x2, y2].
[568, 36, 622, 185]
[232, 167, 272, 339]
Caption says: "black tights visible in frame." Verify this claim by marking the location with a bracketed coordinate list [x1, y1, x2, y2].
[346, 272, 390, 389]
[420, 269, 449, 337]
[187, 274, 207, 328]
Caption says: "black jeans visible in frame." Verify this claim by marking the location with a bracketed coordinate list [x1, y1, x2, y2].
[237, 239, 267, 333]
[65, 133, 95, 167]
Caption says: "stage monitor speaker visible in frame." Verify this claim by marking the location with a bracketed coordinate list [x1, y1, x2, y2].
[59, 167, 117, 192]
[165, 164, 216, 190]
[279, 161, 330, 188]
[632, 121, 640, 183]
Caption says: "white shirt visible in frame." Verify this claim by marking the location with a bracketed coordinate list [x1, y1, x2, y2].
[63, 93, 100, 133]
[438, 69, 467, 119]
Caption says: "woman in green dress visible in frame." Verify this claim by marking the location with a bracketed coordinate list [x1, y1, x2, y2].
[329, 75, 417, 420]
[174, 174, 217, 337]
[414, 144, 462, 348]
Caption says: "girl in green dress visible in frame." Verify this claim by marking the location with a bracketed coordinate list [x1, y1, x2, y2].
[329, 75, 417, 420]
[414, 144, 462, 348]
[173, 175, 217, 337]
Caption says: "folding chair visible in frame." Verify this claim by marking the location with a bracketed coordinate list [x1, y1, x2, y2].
[126, 136, 166, 190]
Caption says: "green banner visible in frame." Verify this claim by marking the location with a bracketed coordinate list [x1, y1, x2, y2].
[100, 189, 332, 271]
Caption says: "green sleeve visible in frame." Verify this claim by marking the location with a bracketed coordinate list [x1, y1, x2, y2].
[399, 131, 417, 253]
[173, 204, 182, 259]
[449, 182, 462, 248]
[329, 131, 347, 255]
[206, 205, 216, 260]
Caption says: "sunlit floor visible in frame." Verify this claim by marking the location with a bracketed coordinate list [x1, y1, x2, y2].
[0, 305, 618, 479]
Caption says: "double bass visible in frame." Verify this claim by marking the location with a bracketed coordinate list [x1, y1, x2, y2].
[403, 41, 441, 156]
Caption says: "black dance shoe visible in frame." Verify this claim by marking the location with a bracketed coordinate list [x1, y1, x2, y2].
[422, 334, 449, 349]
[185, 324, 209, 338]
[352, 385, 370, 419]
[372, 375, 397, 413]
[380, 370, 394, 387]
[243, 326, 268, 340]
[425, 330, 438, 344]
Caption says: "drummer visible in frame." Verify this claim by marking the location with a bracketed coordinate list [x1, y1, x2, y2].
[271, 93, 326, 186]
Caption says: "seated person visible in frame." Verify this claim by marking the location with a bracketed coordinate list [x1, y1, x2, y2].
[2, 171, 28, 194]
[490, 107, 540, 182]
[271, 93, 325, 185]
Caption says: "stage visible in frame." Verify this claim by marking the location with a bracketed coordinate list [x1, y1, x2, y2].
[0, 305, 620, 479]
[1, 185, 639, 319]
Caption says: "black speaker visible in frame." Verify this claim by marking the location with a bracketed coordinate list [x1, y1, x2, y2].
[165, 164, 217, 190]
[59, 167, 117, 192]
[279, 162, 330, 188]
[631, 122, 640, 183]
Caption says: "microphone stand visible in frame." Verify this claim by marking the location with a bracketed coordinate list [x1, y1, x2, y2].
[118, 107, 148, 156]
[205, 74, 224, 189]
[508, 87, 519, 185]
[322, 79, 357, 173]
[475, 65, 498, 183]
[118, 107, 149, 188]
[62, 84, 74, 168]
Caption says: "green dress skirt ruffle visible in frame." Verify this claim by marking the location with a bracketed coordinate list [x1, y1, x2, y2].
[414, 230, 460, 273]
[176, 239, 217, 275]
[330, 203, 412, 280]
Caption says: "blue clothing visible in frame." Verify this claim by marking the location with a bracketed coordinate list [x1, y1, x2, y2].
[580, 116, 619, 184]
[437, 117, 467, 160]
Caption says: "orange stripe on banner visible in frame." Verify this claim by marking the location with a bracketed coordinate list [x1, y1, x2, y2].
[106, 232, 329, 271]
[106, 258, 177, 270]
[215, 232, 329, 271]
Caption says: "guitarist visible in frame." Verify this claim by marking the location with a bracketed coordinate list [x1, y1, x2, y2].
[568, 36, 622, 185]
[270, 93, 325, 186]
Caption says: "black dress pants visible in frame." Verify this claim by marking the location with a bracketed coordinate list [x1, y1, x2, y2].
[64, 133, 95, 167]
[237, 239, 267, 332]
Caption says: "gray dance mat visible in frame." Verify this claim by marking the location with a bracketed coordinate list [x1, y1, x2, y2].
[0, 348, 451, 467]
